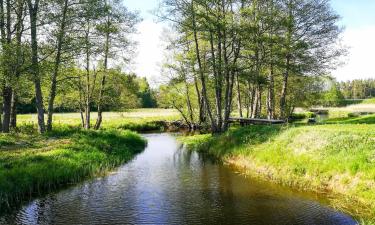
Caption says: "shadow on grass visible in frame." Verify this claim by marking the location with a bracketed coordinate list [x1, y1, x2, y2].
[0, 128, 146, 212]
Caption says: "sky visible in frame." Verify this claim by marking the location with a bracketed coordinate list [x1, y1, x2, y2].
[123, 0, 375, 84]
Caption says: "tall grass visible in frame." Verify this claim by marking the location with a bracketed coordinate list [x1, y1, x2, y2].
[0, 127, 146, 210]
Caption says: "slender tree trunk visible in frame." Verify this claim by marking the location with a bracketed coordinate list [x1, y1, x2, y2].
[248, 80, 255, 118]
[191, 1, 216, 132]
[267, 64, 275, 119]
[47, 0, 69, 131]
[2, 86, 12, 132]
[1, 0, 12, 133]
[94, 23, 110, 130]
[0, 103, 2, 131]
[10, 90, 17, 128]
[236, 73, 243, 118]
[258, 85, 262, 117]
[28, 0, 45, 133]
[215, 30, 223, 132]
[184, 76, 195, 130]
[280, 57, 290, 119]
[11, 0, 24, 130]
[78, 77, 85, 128]
[192, 67, 204, 124]
[252, 84, 263, 118]
[84, 24, 91, 130]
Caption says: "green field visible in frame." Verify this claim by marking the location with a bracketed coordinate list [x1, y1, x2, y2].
[181, 116, 375, 223]
[17, 109, 180, 132]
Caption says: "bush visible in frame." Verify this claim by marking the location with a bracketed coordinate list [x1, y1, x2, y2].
[290, 112, 316, 120]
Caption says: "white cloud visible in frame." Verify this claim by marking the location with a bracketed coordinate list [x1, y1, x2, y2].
[131, 19, 165, 86]
[132, 21, 375, 86]
[332, 26, 375, 81]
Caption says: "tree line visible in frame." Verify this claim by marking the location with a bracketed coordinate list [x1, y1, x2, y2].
[338, 79, 375, 100]
[158, 0, 344, 133]
[0, 0, 142, 133]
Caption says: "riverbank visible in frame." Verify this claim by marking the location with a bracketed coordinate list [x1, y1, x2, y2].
[181, 123, 375, 223]
[0, 127, 147, 210]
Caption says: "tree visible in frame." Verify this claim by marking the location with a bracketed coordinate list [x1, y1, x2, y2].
[159, 0, 344, 133]
[94, 0, 139, 129]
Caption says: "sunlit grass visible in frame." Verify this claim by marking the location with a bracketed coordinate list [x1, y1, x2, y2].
[17, 109, 180, 132]
[181, 123, 375, 222]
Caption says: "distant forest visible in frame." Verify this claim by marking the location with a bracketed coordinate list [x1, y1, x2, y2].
[338, 79, 375, 99]
[18, 75, 157, 114]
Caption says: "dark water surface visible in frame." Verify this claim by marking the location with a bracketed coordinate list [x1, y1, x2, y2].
[0, 133, 357, 225]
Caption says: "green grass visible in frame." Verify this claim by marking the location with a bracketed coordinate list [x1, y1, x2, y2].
[181, 123, 375, 222]
[18, 109, 180, 131]
[0, 126, 147, 210]
[325, 114, 375, 124]
[17, 109, 180, 132]
[362, 98, 375, 104]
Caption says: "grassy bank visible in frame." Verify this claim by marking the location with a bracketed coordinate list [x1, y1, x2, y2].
[18, 109, 180, 132]
[0, 127, 147, 210]
[181, 123, 375, 222]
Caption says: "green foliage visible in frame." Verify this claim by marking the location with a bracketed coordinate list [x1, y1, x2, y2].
[0, 127, 146, 209]
[290, 112, 316, 120]
[339, 79, 375, 99]
[321, 81, 345, 107]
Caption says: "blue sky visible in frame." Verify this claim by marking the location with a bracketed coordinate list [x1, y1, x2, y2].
[123, 0, 375, 83]
[331, 0, 375, 28]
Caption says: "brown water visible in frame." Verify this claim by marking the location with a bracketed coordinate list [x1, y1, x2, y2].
[0, 133, 357, 225]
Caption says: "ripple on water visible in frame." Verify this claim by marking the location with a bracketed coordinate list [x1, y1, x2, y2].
[0, 133, 357, 225]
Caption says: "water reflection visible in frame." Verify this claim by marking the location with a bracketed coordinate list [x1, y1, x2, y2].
[0, 133, 357, 225]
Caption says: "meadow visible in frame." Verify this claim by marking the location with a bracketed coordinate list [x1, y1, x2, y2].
[17, 109, 180, 132]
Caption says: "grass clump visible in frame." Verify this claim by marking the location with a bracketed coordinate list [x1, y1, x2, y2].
[0, 127, 146, 209]
[180, 124, 375, 222]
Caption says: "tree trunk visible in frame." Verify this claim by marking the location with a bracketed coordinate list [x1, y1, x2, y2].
[185, 79, 195, 130]
[248, 80, 255, 118]
[191, 1, 216, 132]
[2, 86, 12, 132]
[28, 0, 45, 133]
[47, 0, 69, 131]
[236, 73, 243, 118]
[1, 0, 12, 133]
[192, 67, 204, 124]
[11, 0, 24, 130]
[267, 64, 275, 119]
[10, 90, 17, 128]
[94, 22, 110, 130]
[280, 57, 290, 119]
[78, 77, 86, 128]
[84, 24, 91, 130]
[252, 84, 262, 118]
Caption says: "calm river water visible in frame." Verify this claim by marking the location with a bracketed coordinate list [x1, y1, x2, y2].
[0, 133, 357, 225]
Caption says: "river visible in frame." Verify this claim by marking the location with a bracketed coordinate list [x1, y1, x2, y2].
[0, 133, 357, 225]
